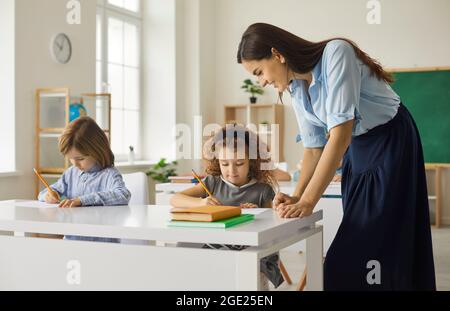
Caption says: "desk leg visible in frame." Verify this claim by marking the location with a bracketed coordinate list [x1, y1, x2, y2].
[236, 251, 260, 291]
[305, 228, 323, 291]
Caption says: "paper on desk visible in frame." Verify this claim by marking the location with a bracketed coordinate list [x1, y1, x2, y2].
[241, 208, 270, 216]
[15, 201, 59, 209]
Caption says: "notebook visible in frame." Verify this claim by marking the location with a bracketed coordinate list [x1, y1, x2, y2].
[170, 205, 241, 222]
[168, 214, 255, 229]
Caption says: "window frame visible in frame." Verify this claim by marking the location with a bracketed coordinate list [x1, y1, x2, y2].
[97, 0, 142, 161]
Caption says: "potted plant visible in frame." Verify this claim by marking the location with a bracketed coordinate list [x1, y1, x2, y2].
[146, 158, 178, 183]
[241, 79, 264, 104]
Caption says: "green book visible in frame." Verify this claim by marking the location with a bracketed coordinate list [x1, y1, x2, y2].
[167, 214, 255, 229]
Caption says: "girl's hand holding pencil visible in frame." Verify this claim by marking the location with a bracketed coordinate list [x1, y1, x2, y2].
[202, 196, 222, 206]
[191, 169, 223, 206]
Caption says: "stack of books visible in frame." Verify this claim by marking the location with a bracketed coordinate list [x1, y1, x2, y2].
[168, 206, 254, 228]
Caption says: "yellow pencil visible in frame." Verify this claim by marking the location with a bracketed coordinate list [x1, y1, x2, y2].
[33, 168, 60, 201]
[192, 169, 213, 197]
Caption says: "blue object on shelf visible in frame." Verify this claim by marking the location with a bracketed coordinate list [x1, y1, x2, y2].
[69, 103, 87, 122]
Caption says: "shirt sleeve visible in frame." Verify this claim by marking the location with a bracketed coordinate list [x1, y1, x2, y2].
[260, 184, 276, 208]
[296, 110, 328, 148]
[37, 171, 68, 201]
[79, 168, 131, 206]
[201, 175, 216, 198]
[323, 40, 361, 131]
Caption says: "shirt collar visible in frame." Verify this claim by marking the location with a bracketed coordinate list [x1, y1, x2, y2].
[77, 164, 102, 177]
[220, 176, 257, 189]
[288, 57, 323, 92]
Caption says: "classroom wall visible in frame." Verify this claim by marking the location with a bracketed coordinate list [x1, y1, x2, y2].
[0, 0, 96, 200]
[142, 0, 177, 163]
[173, 0, 218, 175]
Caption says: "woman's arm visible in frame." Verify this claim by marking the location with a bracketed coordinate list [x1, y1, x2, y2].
[280, 120, 353, 218]
[292, 147, 323, 199]
[170, 184, 221, 208]
[274, 148, 322, 209]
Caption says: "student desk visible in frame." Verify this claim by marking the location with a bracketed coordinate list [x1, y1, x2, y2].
[0, 201, 323, 291]
[156, 181, 343, 254]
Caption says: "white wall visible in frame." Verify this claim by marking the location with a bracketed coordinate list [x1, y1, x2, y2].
[142, 0, 177, 163]
[213, 0, 450, 170]
[0, 0, 96, 200]
[0, 0, 15, 173]
[173, 0, 218, 175]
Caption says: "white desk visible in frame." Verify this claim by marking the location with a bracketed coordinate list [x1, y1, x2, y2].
[0, 200, 323, 291]
[156, 181, 343, 254]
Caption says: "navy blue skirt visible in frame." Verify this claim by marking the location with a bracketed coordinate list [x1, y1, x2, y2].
[324, 104, 436, 291]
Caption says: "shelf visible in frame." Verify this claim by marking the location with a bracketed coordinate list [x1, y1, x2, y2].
[39, 133, 62, 138]
[224, 103, 285, 162]
[35, 89, 112, 198]
[41, 174, 62, 179]
[38, 93, 69, 99]
[225, 103, 280, 108]
[39, 128, 65, 133]
[82, 93, 111, 98]
[39, 168, 66, 174]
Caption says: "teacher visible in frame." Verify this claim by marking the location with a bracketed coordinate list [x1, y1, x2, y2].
[237, 23, 435, 290]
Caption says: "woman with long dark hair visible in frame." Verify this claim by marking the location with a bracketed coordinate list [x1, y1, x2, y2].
[237, 23, 435, 290]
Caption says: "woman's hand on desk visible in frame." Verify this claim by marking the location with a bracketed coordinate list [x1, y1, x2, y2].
[277, 200, 314, 219]
[58, 198, 82, 208]
[240, 203, 258, 209]
[274, 193, 299, 211]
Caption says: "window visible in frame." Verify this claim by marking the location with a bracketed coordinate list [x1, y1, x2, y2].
[0, 0, 15, 173]
[97, 0, 141, 160]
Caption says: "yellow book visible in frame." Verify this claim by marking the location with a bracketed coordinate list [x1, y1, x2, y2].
[170, 205, 241, 222]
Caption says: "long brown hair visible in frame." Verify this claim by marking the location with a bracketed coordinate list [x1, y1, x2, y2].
[59, 116, 114, 168]
[237, 23, 394, 84]
[203, 124, 277, 188]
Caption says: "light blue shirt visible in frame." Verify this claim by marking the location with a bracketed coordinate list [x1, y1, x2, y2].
[291, 40, 401, 148]
[38, 165, 131, 206]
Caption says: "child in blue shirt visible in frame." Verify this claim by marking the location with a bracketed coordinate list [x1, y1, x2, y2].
[38, 117, 131, 242]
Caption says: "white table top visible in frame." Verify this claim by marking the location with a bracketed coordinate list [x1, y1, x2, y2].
[0, 201, 322, 247]
[156, 181, 342, 196]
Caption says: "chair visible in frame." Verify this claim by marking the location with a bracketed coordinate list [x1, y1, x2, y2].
[122, 172, 150, 205]
[121, 172, 150, 245]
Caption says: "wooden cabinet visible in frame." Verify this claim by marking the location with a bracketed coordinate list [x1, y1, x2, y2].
[224, 104, 284, 162]
[425, 163, 450, 228]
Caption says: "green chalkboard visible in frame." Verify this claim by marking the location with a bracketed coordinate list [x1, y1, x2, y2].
[391, 70, 450, 163]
